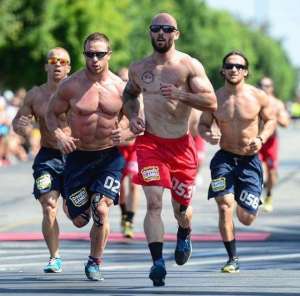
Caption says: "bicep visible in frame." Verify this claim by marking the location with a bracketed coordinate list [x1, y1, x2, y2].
[48, 89, 70, 115]
[188, 60, 214, 94]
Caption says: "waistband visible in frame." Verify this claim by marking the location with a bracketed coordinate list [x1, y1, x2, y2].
[141, 131, 190, 144]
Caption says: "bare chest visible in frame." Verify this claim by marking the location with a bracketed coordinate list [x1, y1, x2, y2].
[72, 83, 122, 116]
[216, 95, 260, 122]
[137, 64, 189, 94]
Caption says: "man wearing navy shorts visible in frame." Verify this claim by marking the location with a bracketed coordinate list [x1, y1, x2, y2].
[199, 51, 276, 273]
[46, 32, 133, 281]
[13, 47, 71, 273]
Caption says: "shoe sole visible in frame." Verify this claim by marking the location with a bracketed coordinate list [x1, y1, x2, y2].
[44, 268, 62, 273]
[174, 243, 192, 265]
[221, 268, 240, 273]
[149, 266, 167, 287]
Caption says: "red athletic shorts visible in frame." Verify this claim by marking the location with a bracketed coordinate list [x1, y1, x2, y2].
[259, 133, 278, 170]
[193, 135, 206, 164]
[119, 143, 138, 177]
[133, 132, 198, 206]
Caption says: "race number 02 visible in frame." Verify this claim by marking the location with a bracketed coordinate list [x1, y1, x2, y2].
[104, 176, 120, 194]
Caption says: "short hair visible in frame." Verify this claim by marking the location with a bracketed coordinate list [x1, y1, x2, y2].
[222, 50, 249, 69]
[83, 32, 111, 51]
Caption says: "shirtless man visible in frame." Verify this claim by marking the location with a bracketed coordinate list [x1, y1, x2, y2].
[199, 51, 276, 273]
[123, 13, 217, 286]
[117, 67, 140, 238]
[258, 77, 290, 212]
[46, 33, 133, 281]
[12, 47, 71, 273]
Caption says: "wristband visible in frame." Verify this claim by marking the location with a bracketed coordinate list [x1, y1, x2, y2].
[257, 136, 264, 144]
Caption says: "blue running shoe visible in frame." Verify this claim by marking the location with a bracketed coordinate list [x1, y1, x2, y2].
[175, 235, 192, 265]
[85, 261, 104, 281]
[44, 257, 62, 273]
[149, 258, 167, 287]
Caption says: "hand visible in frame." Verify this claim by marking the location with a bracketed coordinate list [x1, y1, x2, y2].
[204, 131, 220, 145]
[248, 137, 263, 153]
[160, 83, 181, 100]
[57, 134, 79, 154]
[111, 127, 124, 145]
[14, 115, 33, 135]
[130, 117, 145, 135]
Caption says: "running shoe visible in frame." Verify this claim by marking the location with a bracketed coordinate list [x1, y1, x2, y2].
[44, 257, 62, 273]
[221, 257, 240, 273]
[149, 258, 167, 287]
[174, 235, 192, 265]
[84, 261, 104, 281]
[263, 196, 273, 212]
[123, 221, 134, 238]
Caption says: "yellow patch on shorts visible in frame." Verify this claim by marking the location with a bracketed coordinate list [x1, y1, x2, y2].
[211, 177, 226, 192]
[36, 174, 51, 190]
[141, 166, 160, 182]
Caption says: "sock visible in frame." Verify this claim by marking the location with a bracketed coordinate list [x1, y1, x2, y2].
[88, 256, 102, 265]
[177, 226, 191, 240]
[223, 239, 237, 259]
[149, 242, 163, 262]
[120, 203, 127, 216]
[126, 211, 135, 223]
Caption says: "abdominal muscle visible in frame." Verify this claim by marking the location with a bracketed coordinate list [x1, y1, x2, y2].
[143, 93, 190, 138]
[69, 111, 117, 151]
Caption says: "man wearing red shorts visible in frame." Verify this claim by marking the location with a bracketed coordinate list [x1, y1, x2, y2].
[123, 13, 217, 286]
[259, 77, 290, 212]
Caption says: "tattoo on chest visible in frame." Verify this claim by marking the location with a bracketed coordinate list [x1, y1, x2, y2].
[141, 71, 154, 84]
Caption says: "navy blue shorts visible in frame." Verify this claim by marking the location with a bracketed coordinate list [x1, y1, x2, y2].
[208, 149, 263, 213]
[32, 147, 65, 199]
[64, 147, 125, 219]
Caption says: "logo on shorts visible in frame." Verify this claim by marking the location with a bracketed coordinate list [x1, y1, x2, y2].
[69, 187, 89, 207]
[36, 174, 51, 191]
[141, 71, 154, 84]
[211, 177, 226, 192]
[141, 166, 160, 182]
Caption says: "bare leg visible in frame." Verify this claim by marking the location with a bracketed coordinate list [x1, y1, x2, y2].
[39, 191, 60, 258]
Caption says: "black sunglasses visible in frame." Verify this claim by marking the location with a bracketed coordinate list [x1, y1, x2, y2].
[223, 63, 247, 70]
[149, 25, 177, 33]
[83, 51, 109, 59]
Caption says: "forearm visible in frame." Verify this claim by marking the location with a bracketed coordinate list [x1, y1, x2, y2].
[123, 90, 141, 119]
[258, 118, 277, 143]
[178, 90, 217, 112]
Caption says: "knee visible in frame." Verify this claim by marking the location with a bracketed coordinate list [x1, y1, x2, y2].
[42, 203, 57, 220]
[72, 217, 89, 228]
[237, 209, 256, 226]
[147, 199, 162, 215]
[72, 212, 91, 228]
[218, 203, 233, 217]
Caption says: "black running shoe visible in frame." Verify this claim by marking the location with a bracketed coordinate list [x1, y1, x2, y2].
[149, 258, 167, 287]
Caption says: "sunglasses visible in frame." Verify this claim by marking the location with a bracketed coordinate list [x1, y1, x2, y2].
[84, 51, 109, 59]
[149, 25, 177, 33]
[48, 57, 70, 66]
[223, 63, 247, 70]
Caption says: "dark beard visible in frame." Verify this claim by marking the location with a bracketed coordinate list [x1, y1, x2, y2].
[151, 38, 172, 53]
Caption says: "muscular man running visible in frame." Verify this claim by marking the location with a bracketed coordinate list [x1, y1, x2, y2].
[199, 51, 276, 273]
[46, 32, 133, 281]
[123, 13, 217, 286]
